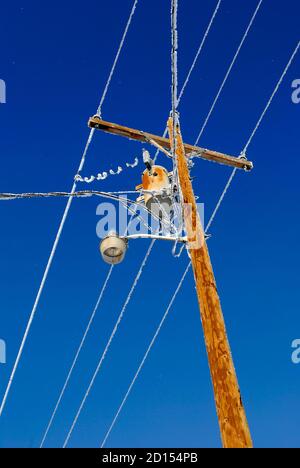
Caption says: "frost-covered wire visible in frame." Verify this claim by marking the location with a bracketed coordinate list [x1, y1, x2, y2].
[100, 261, 192, 447]
[40, 205, 140, 448]
[39, 265, 114, 448]
[0, 190, 176, 236]
[153, 0, 221, 163]
[205, 40, 300, 233]
[0, 0, 140, 419]
[242, 40, 300, 154]
[194, 0, 264, 146]
[96, 0, 139, 117]
[62, 238, 156, 448]
[0, 129, 95, 419]
[178, 0, 222, 104]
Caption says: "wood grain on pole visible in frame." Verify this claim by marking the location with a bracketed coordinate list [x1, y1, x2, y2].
[168, 117, 253, 449]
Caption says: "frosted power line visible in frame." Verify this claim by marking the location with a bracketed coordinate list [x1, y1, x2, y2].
[62, 239, 156, 448]
[97, 0, 139, 116]
[100, 262, 192, 447]
[153, 0, 223, 163]
[0, 189, 173, 200]
[242, 40, 300, 154]
[0, 129, 94, 419]
[194, 0, 264, 146]
[205, 40, 300, 232]
[0, 0, 139, 418]
[40, 207, 143, 448]
[178, 0, 222, 104]
[205, 168, 237, 233]
[39, 265, 114, 448]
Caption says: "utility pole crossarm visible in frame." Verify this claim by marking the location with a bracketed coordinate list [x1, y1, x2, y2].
[88, 116, 253, 171]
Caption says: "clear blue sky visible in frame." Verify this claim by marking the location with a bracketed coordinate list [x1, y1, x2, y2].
[0, 0, 299, 448]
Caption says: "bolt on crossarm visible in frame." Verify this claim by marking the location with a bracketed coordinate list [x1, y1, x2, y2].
[168, 116, 253, 449]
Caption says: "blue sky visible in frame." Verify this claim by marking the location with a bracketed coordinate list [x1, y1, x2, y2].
[0, 0, 299, 448]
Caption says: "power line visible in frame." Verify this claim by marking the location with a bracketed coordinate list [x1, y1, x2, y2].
[194, 0, 264, 146]
[39, 265, 114, 448]
[242, 40, 300, 154]
[205, 40, 300, 232]
[39, 202, 141, 448]
[97, 0, 139, 117]
[100, 262, 192, 447]
[0, 0, 139, 419]
[98, 195, 217, 447]
[177, 0, 222, 104]
[62, 239, 156, 448]
[153, 0, 222, 163]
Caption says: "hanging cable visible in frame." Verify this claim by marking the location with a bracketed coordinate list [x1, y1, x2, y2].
[100, 262, 192, 447]
[62, 238, 156, 448]
[0, 0, 140, 419]
[205, 40, 300, 232]
[194, 0, 264, 146]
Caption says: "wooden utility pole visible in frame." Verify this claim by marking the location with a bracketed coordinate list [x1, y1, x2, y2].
[168, 116, 252, 448]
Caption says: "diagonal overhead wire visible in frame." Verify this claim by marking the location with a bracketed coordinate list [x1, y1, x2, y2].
[97, 0, 139, 116]
[98, 200, 217, 447]
[205, 40, 300, 232]
[0, 137, 91, 418]
[242, 40, 300, 154]
[194, 0, 264, 146]
[100, 261, 192, 448]
[39, 206, 141, 448]
[62, 239, 156, 448]
[178, 0, 222, 104]
[0, 0, 139, 419]
[153, 0, 222, 163]
[39, 265, 114, 448]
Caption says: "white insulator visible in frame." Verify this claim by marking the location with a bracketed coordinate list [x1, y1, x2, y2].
[84, 176, 96, 183]
[126, 157, 139, 168]
[97, 172, 108, 180]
